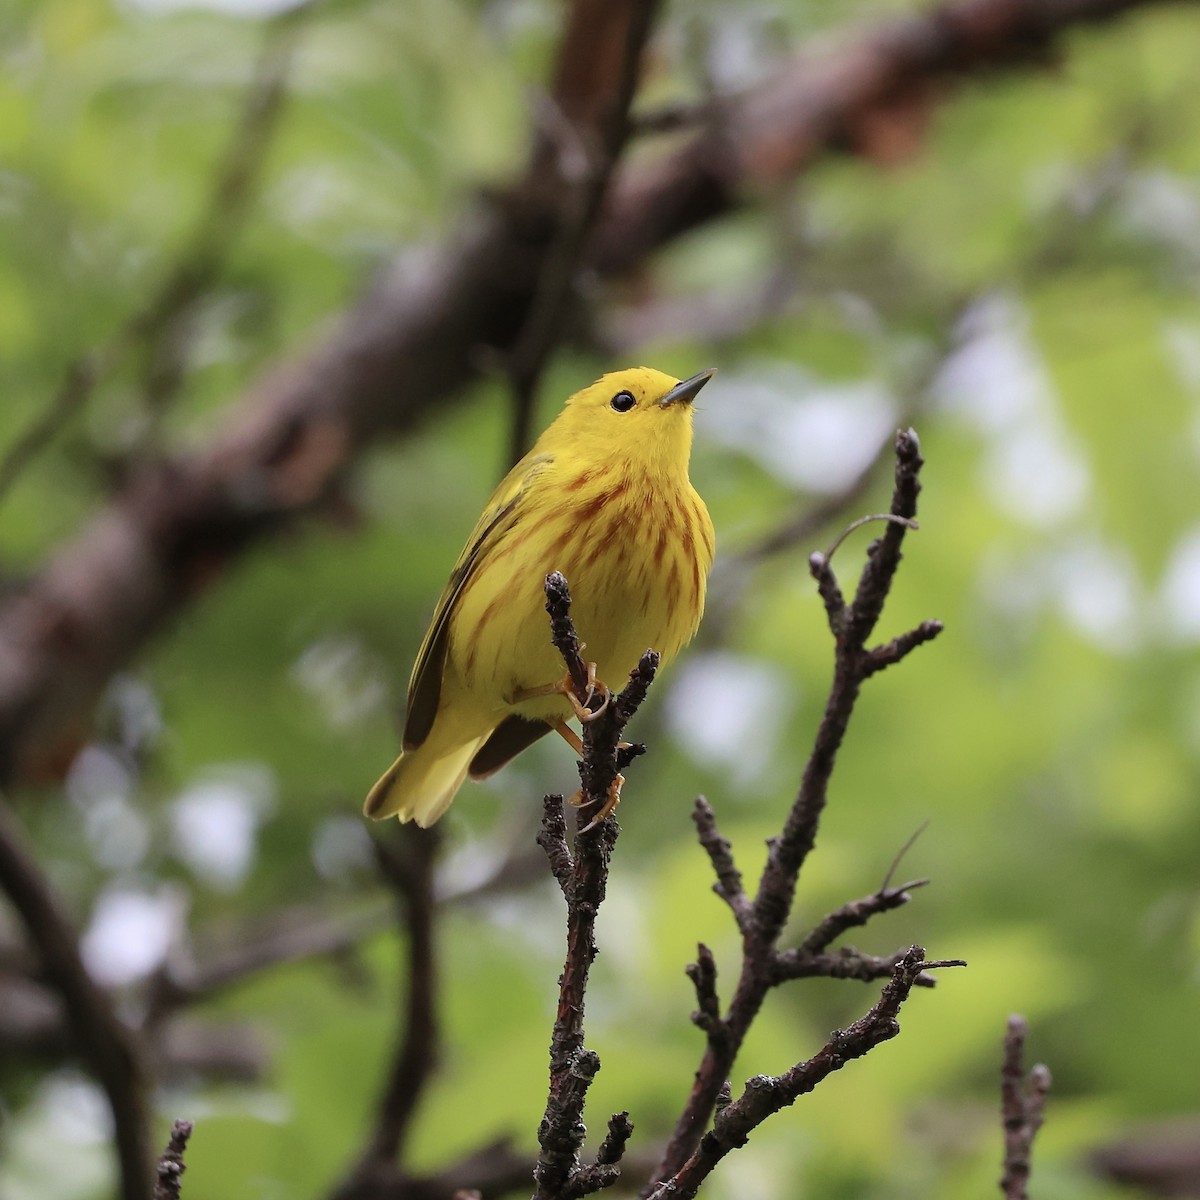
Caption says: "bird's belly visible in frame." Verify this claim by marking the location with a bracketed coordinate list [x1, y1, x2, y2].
[445, 519, 699, 722]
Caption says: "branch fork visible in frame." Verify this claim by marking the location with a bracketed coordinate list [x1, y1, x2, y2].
[645, 429, 961, 1198]
[533, 572, 660, 1200]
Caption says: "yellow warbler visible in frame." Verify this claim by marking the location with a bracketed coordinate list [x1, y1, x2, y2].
[364, 366, 716, 826]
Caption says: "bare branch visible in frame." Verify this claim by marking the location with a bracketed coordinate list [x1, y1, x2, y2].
[649, 429, 946, 1193]
[534, 574, 658, 1200]
[864, 619, 945, 675]
[545, 570, 594, 702]
[538, 795, 576, 897]
[796, 878, 930, 957]
[756, 429, 927, 948]
[771, 945, 942, 988]
[650, 949, 963, 1198]
[144, 905, 384, 1021]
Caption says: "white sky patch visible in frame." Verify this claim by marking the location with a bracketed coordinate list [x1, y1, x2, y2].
[293, 634, 389, 730]
[1157, 526, 1200, 643]
[66, 744, 133, 808]
[1051, 538, 1142, 652]
[979, 420, 1090, 527]
[933, 293, 1050, 431]
[1117, 170, 1200, 255]
[81, 885, 187, 987]
[310, 815, 374, 883]
[664, 653, 792, 785]
[170, 764, 276, 891]
[38, 1073, 112, 1144]
[700, 367, 897, 492]
[1161, 323, 1200, 460]
[120, 0, 303, 14]
[934, 292, 1091, 527]
[105, 676, 164, 755]
[978, 538, 1143, 653]
[66, 746, 151, 871]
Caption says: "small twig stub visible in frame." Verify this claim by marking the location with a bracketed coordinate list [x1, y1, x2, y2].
[1000, 1015, 1052, 1200]
[153, 1120, 194, 1200]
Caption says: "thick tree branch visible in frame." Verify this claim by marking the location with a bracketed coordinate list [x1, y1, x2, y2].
[594, 0, 1188, 274]
[504, 0, 662, 463]
[0, 0, 1179, 790]
[0, 0, 660, 790]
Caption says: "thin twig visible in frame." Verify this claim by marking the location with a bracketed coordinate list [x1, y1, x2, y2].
[879, 820, 929, 893]
[140, 835, 550, 1025]
[143, 905, 384, 1023]
[771, 945, 943, 988]
[795, 878, 930, 957]
[691, 797, 751, 931]
[648, 949, 963, 1200]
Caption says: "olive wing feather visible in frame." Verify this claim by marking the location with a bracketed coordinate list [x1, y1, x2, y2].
[402, 453, 554, 750]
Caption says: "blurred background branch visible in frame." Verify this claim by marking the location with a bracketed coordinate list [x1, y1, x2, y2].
[0, 0, 1181, 791]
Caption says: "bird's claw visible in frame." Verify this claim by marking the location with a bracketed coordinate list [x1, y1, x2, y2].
[515, 655, 612, 723]
[567, 772, 624, 832]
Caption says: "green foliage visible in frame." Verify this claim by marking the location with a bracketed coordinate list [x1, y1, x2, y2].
[3, 1, 1200, 1198]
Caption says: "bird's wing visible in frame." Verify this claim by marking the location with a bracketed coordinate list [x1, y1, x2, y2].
[468, 714, 552, 779]
[402, 452, 554, 751]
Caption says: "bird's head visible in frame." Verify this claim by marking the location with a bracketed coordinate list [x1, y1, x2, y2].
[549, 366, 715, 475]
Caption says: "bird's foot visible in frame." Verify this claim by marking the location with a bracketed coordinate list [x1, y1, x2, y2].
[511, 654, 610, 723]
[568, 772, 624, 832]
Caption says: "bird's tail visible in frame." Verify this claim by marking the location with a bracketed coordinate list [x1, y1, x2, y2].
[363, 730, 488, 826]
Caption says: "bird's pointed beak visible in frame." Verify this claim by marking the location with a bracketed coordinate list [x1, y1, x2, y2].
[659, 368, 717, 408]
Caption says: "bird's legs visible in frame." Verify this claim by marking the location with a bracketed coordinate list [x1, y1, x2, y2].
[548, 718, 625, 832]
[510, 655, 611, 723]
[548, 718, 583, 757]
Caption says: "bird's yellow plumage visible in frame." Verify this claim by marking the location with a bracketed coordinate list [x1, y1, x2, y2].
[364, 366, 716, 825]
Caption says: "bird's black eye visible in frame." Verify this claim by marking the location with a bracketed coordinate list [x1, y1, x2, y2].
[610, 390, 636, 412]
